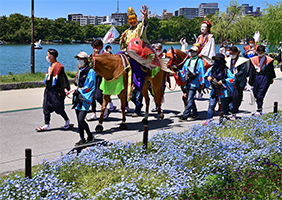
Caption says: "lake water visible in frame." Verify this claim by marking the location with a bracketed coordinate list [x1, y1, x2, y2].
[0, 43, 247, 76]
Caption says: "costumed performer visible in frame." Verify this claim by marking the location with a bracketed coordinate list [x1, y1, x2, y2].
[204, 53, 235, 123]
[248, 45, 276, 116]
[73, 51, 96, 146]
[86, 39, 116, 121]
[196, 21, 216, 72]
[36, 49, 71, 132]
[119, 5, 149, 92]
[226, 46, 249, 119]
[243, 38, 259, 59]
[178, 45, 205, 121]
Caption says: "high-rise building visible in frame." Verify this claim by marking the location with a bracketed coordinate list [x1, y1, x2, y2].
[240, 4, 253, 15]
[177, 7, 199, 19]
[111, 13, 127, 25]
[253, 7, 261, 16]
[68, 14, 83, 23]
[162, 9, 173, 20]
[175, 10, 179, 17]
[198, 3, 219, 17]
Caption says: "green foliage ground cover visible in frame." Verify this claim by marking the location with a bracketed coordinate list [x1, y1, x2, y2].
[0, 112, 281, 199]
[0, 71, 77, 84]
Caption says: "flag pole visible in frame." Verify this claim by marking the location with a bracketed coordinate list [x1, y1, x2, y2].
[31, 0, 35, 73]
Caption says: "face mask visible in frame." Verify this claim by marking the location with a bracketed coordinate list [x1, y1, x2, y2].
[77, 59, 85, 67]
[231, 54, 236, 59]
[46, 56, 51, 63]
[190, 51, 198, 57]
[258, 53, 265, 57]
[226, 51, 230, 56]
[249, 43, 254, 47]
[156, 51, 161, 56]
[201, 24, 208, 34]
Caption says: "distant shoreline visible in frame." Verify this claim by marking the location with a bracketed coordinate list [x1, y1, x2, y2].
[1, 40, 183, 45]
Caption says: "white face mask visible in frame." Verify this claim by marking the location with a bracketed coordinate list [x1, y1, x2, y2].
[258, 53, 265, 57]
[249, 43, 254, 47]
[46, 56, 51, 63]
[190, 51, 198, 57]
[201, 24, 208, 34]
[231, 54, 236, 59]
[156, 51, 161, 56]
[77, 59, 85, 67]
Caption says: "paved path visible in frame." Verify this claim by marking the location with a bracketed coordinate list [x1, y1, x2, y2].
[0, 68, 281, 174]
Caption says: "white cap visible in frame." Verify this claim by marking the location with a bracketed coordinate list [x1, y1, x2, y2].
[74, 51, 88, 59]
[188, 46, 199, 52]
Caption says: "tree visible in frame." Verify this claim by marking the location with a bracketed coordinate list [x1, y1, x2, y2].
[210, 0, 241, 43]
[259, 2, 282, 52]
[228, 15, 259, 43]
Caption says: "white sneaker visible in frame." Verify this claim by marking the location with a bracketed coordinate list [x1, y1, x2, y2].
[63, 119, 72, 129]
[103, 108, 109, 119]
[254, 111, 261, 116]
[86, 113, 97, 121]
[65, 119, 70, 126]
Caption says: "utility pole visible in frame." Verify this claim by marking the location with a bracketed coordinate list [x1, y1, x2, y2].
[31, 0, 35, 73]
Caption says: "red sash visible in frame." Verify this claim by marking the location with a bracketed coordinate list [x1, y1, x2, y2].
[250, 55, 273, 69]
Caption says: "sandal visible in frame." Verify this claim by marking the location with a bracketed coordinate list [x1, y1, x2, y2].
[151, 107, 158, 112]
[103, 108, 109, 120]
[109, 106, 117, 112]
[63, 124, 73, 130]
[36, 125, 50, 132]
[86, 113, 97, 121]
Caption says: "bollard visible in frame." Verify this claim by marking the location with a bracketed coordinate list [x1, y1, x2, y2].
[219, 112, 224, 124]
[25, 148, 32, 178]
[143, 125, 148, 152]
[274, 102, 278, 114]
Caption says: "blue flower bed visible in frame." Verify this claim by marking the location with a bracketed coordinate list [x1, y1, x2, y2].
[1, 113, 281, 199]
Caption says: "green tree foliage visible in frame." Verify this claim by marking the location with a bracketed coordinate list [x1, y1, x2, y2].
[259, 2, 282, 52]
[210, 0, 241, 43]
[0, 13, 205, 44]
[2, 3, 280, 48]
[147, 16, 203, 43]
[228, 15, 259, 43]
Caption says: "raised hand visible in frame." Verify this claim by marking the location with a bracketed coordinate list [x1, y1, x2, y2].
[140, 5, 149, 18]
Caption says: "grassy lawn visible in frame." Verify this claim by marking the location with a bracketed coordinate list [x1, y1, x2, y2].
[0, 71, 77, 84]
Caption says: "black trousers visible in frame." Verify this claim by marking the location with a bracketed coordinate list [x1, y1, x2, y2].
[231, 85, 244, 114]
[43, 87, 69, 124]
[75, 109, 92, 141]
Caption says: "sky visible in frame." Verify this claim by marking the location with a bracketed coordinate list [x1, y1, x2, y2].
[0, 0, 278, 19]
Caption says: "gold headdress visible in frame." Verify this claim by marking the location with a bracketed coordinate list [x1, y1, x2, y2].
[127, 7, 136, 17]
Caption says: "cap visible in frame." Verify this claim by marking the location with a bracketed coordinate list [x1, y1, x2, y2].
[188, 46, 199, 52]
[212, 53, 226, 61]
[74, 51, 88, 59]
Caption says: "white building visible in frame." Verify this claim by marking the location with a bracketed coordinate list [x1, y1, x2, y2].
[100, 16, 122, 26]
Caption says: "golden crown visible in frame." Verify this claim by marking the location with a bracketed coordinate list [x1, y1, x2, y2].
[127, 7, 136, 17]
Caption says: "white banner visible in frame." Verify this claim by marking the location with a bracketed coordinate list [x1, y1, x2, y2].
[102, 26, 120, 44]
[253, 31, 260, 43]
